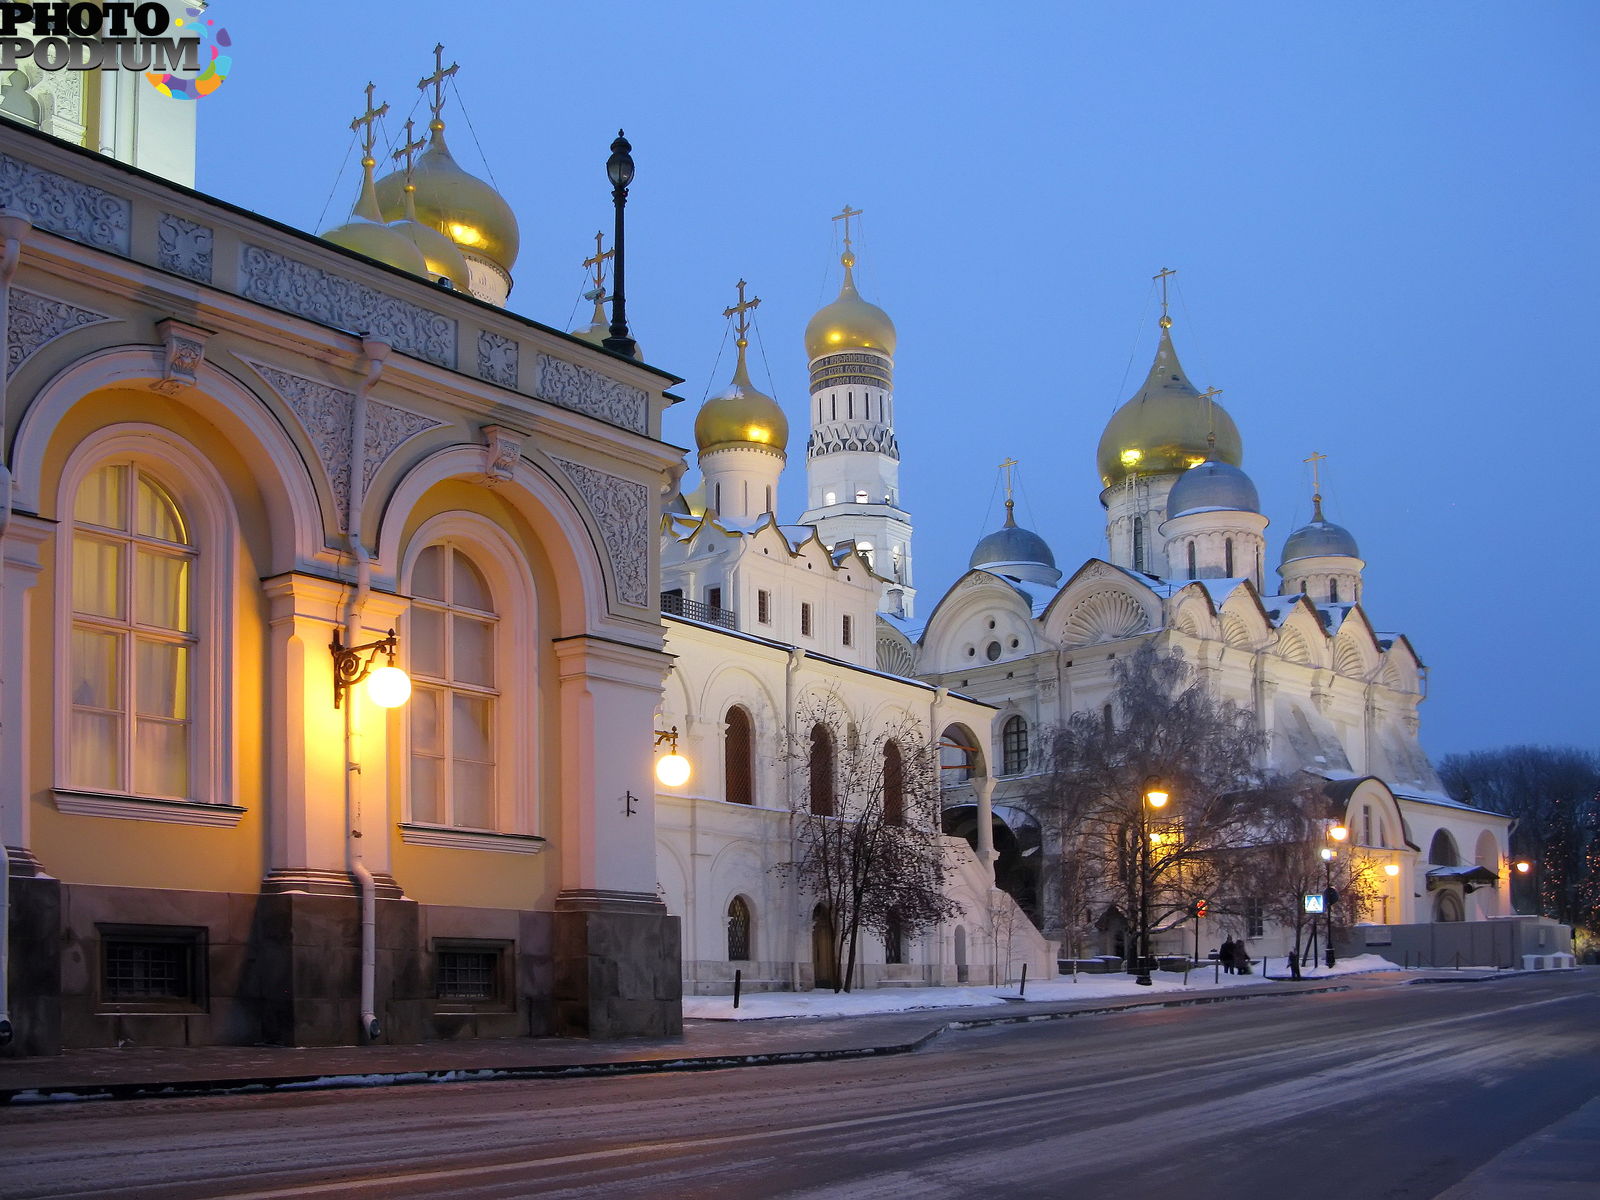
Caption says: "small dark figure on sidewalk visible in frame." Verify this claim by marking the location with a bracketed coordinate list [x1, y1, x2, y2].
[1220, 937, 1237, 974]
[1234, 942, 1251, 974]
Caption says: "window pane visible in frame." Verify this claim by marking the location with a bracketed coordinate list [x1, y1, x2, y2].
[410, 753, 442, 824]
[75, 465, 126, 529]
[133, 718, 189, 797]
[135, 549, 191, 631]
[136, 640, 189, 719]
[410, 686, 442, 755]
[452, 761, 495, 828]
[451, 551, 492, 611]
[135, 475, 188, 544]
[409, 606, 444, 679]
[412, 544, 445, 600]
[73, 536, 124, 618]
[452, 614, 494, 688]
[452, 693, 493, 764]
[70, 710, 122, 790]
[71, 627, 121, 708]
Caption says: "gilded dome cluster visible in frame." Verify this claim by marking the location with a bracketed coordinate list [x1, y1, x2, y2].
[804, 250, 897, 360]
[373, 121, 519, 276]
[1096, 323, 1242, 488]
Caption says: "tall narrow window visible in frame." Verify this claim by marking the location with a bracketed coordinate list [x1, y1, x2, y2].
[884, 910, 904, 965]
[757, 589, 771, 625]
[1187, 541, 1197, 580]
[1362, 804, 1373, 846]
[724, 706, 754, 806]
[842, 614, 854, 647]
[800, 602, 813, 638]
[883, 739, 904, 826]
[1132, 517, 1145, 573]
[69, 464, 196, 797]
[409, 545, 499, 829]
[809, 723, 834, 816]
[707, 586, 722, 611]
[1102, 704, 1114, 734]
[765, 486, 773, 513]
[1002, 715, 1029, 776]
[1329, 579, 1340, 603]
[727, 897, 752, 961]
[1225, 538, 1235, 577]
[1245, 898, 1265, 938]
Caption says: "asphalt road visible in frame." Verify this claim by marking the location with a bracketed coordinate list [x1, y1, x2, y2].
[4, 972, 1597, 1199]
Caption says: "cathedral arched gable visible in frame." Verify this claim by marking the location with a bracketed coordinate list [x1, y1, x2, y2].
[1045, 585, 1156, 649]
[1378, 636, 1424, 696]
[1333, 631, 1375, 680]
[1167, 584, 1219, 641]
[917, 571, 1036, 671]
[1273, 603, 1329, 669]
[12, 347, 323, 571]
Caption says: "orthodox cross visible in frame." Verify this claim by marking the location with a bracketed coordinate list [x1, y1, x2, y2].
[583, 230, 613, 295]
[999, 456, 1019, 504]
[1153, 266, 1177, 328]
[833, 203, 864, 250]
[1304, 450, 1328, 502]
[419, 42, 459, 122]
[723, 278, 761, 345]
[1197, 385, 1223, 448]
[350, 82, 388, 164]
[392, 117, 425, 180]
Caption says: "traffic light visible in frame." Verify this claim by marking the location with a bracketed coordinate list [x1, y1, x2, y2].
[1196, 898, 1208, 919]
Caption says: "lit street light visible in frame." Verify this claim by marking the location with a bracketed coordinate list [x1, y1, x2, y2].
[1135, 777, 1170, 987]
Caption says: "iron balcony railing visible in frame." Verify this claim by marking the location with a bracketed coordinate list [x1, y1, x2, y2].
[661, 592, 737, 630]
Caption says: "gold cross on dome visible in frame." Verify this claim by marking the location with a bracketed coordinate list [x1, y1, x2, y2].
[392, 117, 425, 180]
[583, 230, 613, 292]
[1304, 450, 1327, 497]
[723, 278, 761, 344]
[1153, 266, 1177, 326]
[1198, 386, 1223, 448]
[350, 82, 388, 162]
[418, 42, 459, 122]
[999, 457, 1019, 503]
[833, 203, 864, 249]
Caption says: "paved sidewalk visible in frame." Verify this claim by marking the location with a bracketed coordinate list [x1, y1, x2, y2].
[0, 975, 1361, 1105]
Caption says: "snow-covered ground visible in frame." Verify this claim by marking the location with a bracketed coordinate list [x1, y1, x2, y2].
[682, 954, 1407, 1021]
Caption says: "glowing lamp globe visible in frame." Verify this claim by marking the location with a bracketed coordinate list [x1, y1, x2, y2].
[1319, 847, 1336, 862]
[366, 665, 412, 708]
[655, 752, 691, 788]
[1145, 786, 1169, 809]
[1329, 825, 1349, 842]
[1384, 863, 1401, 877]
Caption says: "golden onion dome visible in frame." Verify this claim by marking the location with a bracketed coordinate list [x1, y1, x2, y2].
[390, 209, 473, 291]
[1096, 322, 1243, 488]
[374, 121, 519, 273]
[695, 347, 789, 454]
[804, 250, 896, 360]
[321, 147, 431, 278]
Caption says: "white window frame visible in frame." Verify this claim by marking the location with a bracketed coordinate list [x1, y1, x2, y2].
[52, 427, 238, 826]
[397, 512, 540, 851]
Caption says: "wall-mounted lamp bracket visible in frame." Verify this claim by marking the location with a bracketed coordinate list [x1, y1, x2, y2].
[331, 629, 399, 708]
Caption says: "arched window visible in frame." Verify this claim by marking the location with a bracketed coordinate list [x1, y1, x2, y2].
[883, 739, 904, 825]
[727, 896, 752, 961]
[1132, 517, 1145, 573]
[1329, 579, 1340, 603]
[724, 706, 754, 806]
[1428, 829, 1460, 866]
[809, 722, 834, 816]
[1002, 715, 1029, 776]
[940, 725, 974, 783]
[409, 544, 500, 829]
[68, 464, 196, 797]
[1225, 538, 1234, 578]
[1187, 541, 1197, 580]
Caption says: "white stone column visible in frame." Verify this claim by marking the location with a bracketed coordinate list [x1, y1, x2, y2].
[0, 516, 49, 866]
[975, 776, 997, 882]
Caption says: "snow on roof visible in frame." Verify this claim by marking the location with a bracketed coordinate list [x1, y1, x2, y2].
[1391, 788, 1503, 818]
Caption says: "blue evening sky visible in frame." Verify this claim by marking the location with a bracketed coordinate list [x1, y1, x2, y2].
[196, 1, 1597, 759]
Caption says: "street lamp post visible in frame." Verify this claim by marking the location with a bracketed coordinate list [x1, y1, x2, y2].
[1382, 861, 1401, 924]
[1135, 778, 1170, 987]
[1320, 821, 1349, 969]
[1513, 858, 1539, 916]
[603, 131, 636, 358]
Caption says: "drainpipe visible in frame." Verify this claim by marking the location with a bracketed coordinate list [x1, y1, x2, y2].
[0, 211, 31, 1049]
[785, 647, 804, 990]
[344, 337, 389, 1043]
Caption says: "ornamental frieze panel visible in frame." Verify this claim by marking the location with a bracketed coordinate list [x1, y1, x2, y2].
[0, 152, 130, 253]
[550, 455, 649, 608]
[157, 214, 214, 283]
[246, 359, 443, 529]
[239, 245, 457, 368]
[6, 287, 112, 378]
[477, 330, 518, 389]
[535, 354, 647, 434]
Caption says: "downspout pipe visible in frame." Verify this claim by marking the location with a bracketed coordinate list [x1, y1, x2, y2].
[344, 336, 389, 1043]
[0, 211, 32, 1049]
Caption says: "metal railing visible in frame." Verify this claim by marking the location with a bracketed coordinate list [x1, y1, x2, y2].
[661, 592, 737, 630]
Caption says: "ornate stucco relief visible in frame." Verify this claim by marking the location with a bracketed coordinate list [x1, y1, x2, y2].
[157, 214, 214, 283]
[6, 287, 111, 378]
[245, 359, 443, 529]
[550, 455, 649, 608]
[536, 354, 647, 434]
[0, 152, 130, 253]
[239, 245, 457, 369]
[477, 330, 518, 389]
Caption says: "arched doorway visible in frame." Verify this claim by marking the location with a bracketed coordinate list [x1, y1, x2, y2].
[942, 803, 1040, 922]
[811, 905, 837, 990]
[954, 924, 968, 984]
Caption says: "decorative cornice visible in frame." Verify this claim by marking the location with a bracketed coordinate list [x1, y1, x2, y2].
[536, 354, 647, 434]
[550, 454, 650, 608]
[0, 151, 129, 253]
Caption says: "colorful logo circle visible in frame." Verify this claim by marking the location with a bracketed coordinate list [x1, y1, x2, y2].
[146, 7, 232, 101]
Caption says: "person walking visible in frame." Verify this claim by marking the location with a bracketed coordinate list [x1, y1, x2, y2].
[1220, 936, 1237, 974]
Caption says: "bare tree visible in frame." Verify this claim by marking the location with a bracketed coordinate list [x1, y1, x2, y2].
[1031, 642, 1289, 969]
[1439, 745, 1600, 939]
[776, 697, 962, 992]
